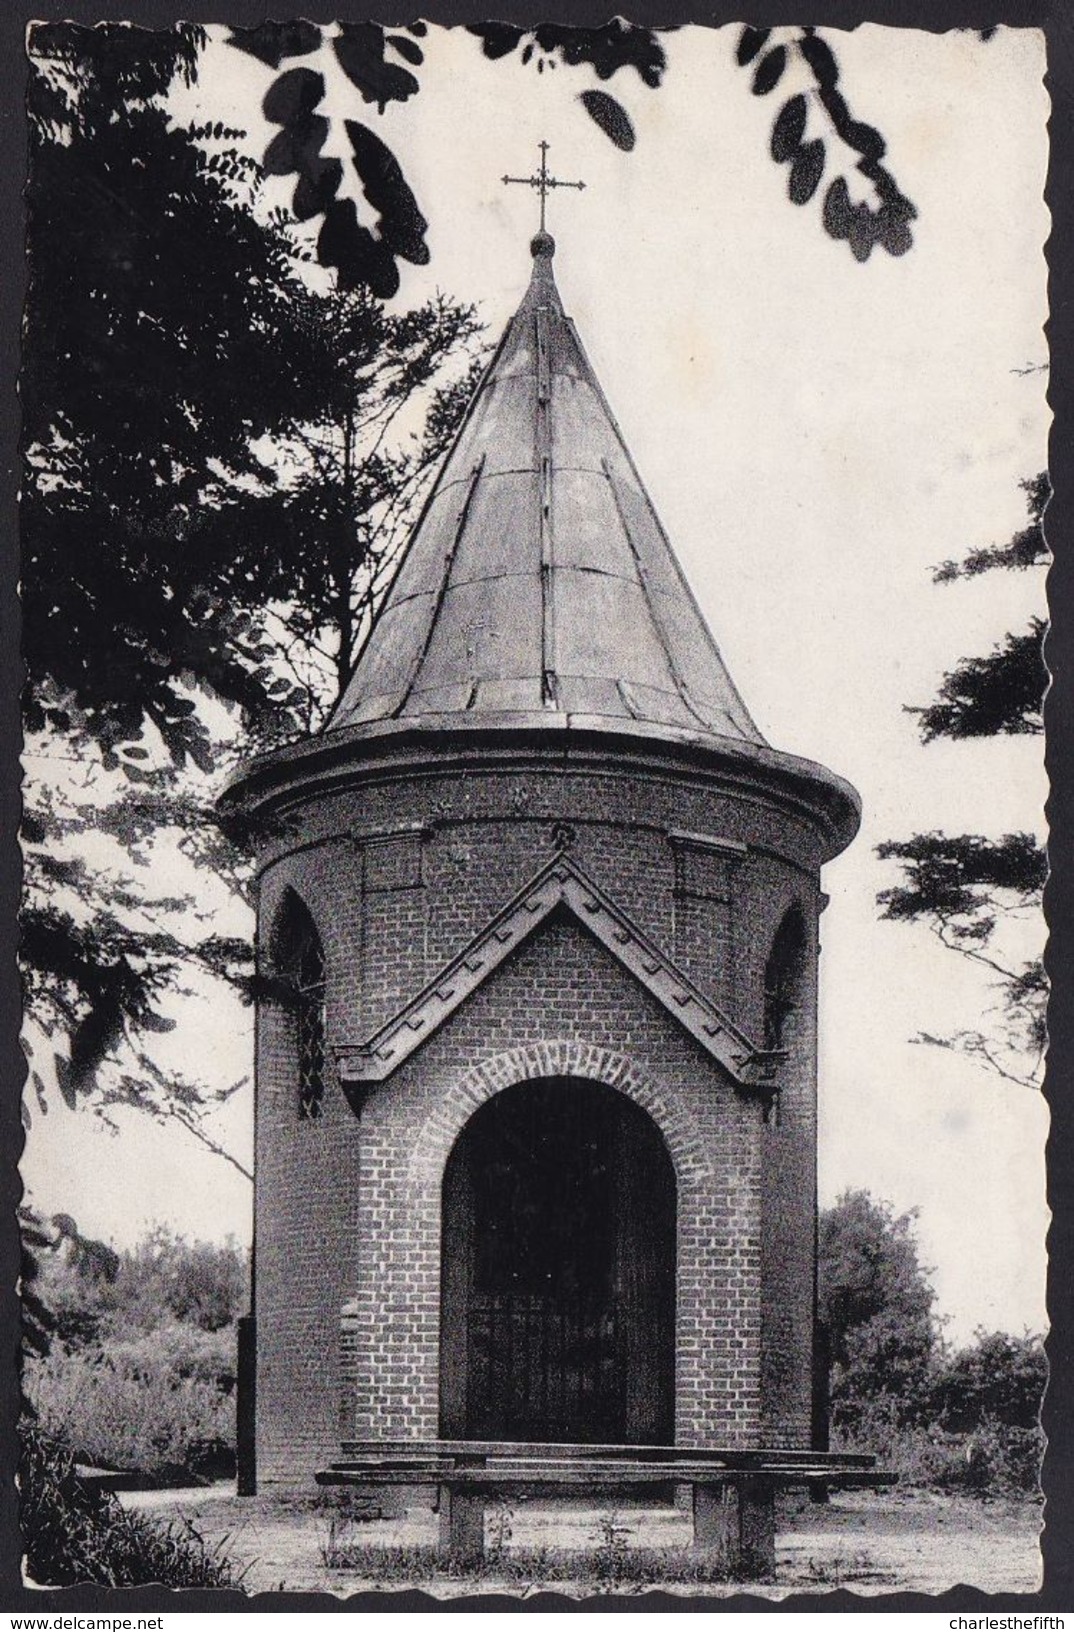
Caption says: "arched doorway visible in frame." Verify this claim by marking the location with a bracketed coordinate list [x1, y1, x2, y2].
[439, 1078, 676, 1444]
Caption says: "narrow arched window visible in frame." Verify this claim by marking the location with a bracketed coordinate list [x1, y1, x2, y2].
[295, 927, 326, 1121]
[276, 893, 327, 1122]
[764, 906, 807, 1053]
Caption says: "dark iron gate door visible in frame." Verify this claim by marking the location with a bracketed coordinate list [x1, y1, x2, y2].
[440, 1077, 675, 1444]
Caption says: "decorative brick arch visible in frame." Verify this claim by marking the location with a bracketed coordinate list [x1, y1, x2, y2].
[260, 844, 357, 976]
[407, 1040, 713, 1196]
[263, 881, 321, 971]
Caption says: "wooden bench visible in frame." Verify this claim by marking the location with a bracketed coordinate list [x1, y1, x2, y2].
[317, 1440, 885, 1580]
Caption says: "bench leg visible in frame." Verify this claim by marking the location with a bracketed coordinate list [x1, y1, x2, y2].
[438, 1483, 485, 1567]
[692, 1482, 734, 1556]
[738, 1476, 776, 1582]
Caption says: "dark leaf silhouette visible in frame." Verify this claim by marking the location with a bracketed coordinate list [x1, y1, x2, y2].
[263, 116, 325, 176]
[579, 89, 636, 151]
[389, 34, 424, 68]
[263, 65, 323, 125]
[227, 21, 321, 69]
[346, 120, 430, 265]
[823, 175, 853, 237]
[333, 22, 420, 111]
[799, 28, 915, 256]
[261, 72, 344, 227]
[789, 138, 825, 204]
[468, 21, 667, 87]
[771, 95, 807, 162]
[842, 117, 886, 162]
[876, 202, 915, 257]
[247, 25, 428, 294]
[293, 156, 344, 224]
[233, 21, 919, 289]
[824, 177, 914, 262]
[739, 25, 916, 262]
[470, 22, 524, 60]
[752, 47, 787, 96]
[317, 198, 400, 298]
[736, 27, 771, 66]
[797, 29, 838, 86]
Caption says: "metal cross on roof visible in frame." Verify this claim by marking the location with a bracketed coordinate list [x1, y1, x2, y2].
[502, 141, 586, 234]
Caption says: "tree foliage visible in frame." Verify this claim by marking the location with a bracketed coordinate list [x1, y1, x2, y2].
[24, 24, 297, 774]
[933, 473, 1049, 582]
[23, 1219, 247, 1485]
[231, 19, 919, 295]
[877, 475, 1049, 1089]
[24, 23, 483, 770]
[913, 474, 1049, 742]
[876, 833, 1047, 1079]
[817, 1197, 1045, 1487]
[21, 23, 481, 1146]
[739, 27, 915, 259]
[818, 1189, 939, 1428]
[21, 766, 255, 1167]
[913, 621, 1046, 741]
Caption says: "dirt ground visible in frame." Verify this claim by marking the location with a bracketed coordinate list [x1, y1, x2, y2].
[119, 1483, 1043, 1599]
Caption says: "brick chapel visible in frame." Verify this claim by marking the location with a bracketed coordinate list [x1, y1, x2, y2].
[223, 227, 860, 1490]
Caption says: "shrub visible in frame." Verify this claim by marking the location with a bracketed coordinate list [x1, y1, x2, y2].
[25, 1328, 235, 1483]
[104, 1320, 237, 1390]
[931, 1331, 1046, 1433]
[111, 1230, 247, 1334]
[33, 1226, 248, 1350]
[833, 1395, 1044, 1495]
[954, 1421, 1044, 1494]
[19, 1420, 243, 1588]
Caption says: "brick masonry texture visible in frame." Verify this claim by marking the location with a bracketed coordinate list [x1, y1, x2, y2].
[251, 746, 829, 1485]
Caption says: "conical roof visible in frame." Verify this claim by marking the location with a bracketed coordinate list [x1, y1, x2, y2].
[329, 232, 765, 747]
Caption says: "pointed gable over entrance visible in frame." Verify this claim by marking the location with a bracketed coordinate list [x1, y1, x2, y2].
[336, 851, 777, 1095]
[329, 232, 763, 746]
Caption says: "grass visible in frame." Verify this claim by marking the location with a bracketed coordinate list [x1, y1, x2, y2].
[802, 1549, 898, 1588]
[320, 1537, 735, 1588]
[19, 1421, 247, 1589]
[319, 1506, 734, 1588]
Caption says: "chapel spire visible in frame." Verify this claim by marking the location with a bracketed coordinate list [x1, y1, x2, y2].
[329, 225, 765, 748]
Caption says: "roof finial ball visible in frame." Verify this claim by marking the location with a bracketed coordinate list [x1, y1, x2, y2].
[531, 229, 556, 259]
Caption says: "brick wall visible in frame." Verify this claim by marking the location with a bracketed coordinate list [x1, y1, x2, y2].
[250, 746, 830, 1484]
[345, 919, 763, 1447]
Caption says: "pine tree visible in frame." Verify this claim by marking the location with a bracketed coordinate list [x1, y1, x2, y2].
[877, 476, 1049, 1089]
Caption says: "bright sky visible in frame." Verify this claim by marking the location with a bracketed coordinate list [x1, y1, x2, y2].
[22, 23, 1050, 1345]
